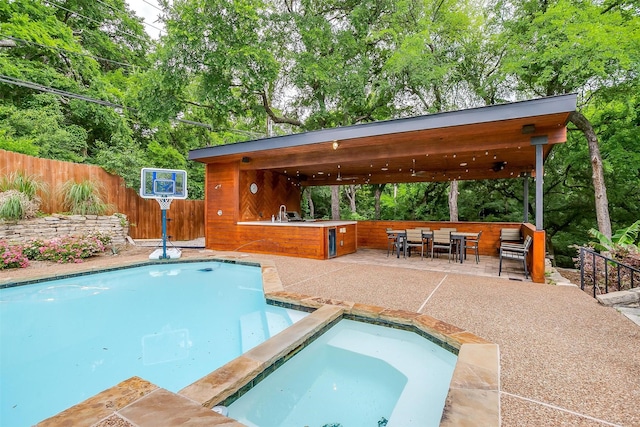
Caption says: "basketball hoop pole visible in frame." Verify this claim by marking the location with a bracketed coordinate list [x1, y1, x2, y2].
[161, 208, 168, 259]
[157, 198, 173, 259]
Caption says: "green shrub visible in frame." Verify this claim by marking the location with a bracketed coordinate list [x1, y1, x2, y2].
[588, 220, 640, 258]
[0, 191, 25, 220]
[0, 171, 45, 220]
[59, 180, 112, 215]
[0, 171, 46, 199]
[0, 190, 39, 220]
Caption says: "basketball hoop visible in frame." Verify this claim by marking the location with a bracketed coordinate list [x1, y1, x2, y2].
[139, 168, 188, 260]
[156, 197, 173, 210]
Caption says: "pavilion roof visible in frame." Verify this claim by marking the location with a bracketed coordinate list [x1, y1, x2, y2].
[189, 94, 577, 185]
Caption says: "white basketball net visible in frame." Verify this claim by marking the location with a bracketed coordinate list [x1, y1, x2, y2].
[156, 198, 173, 210]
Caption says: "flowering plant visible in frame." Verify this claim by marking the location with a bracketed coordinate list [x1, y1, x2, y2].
[1, 233, 111, 268]
[0, 240, 29, 269]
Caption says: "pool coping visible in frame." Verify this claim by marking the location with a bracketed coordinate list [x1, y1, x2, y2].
[24, 256, 500, 427]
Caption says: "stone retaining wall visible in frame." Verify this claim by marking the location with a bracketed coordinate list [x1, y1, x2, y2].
[0, 214, 129, 246]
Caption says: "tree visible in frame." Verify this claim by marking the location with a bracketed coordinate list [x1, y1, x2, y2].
[0, 0, 162, 190]
[448, 180, 459, 221]
[331, 186, 340, 220]
[499, 0, 640, 237]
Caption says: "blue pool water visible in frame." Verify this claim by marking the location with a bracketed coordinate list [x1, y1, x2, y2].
[0, 262, 305, 427]
[229, 319, 457, 427]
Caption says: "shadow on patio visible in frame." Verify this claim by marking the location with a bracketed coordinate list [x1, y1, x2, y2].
[333, 248, 536, 282]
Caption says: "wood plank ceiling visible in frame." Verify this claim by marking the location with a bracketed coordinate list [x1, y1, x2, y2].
[190, 95, 576, 186]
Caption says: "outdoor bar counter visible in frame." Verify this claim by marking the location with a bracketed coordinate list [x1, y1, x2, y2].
[236, 220, 357, 259]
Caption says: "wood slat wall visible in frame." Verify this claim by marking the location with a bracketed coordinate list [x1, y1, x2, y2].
[357, 220, 520, 256]
[523, 223, 546, 283]
[357, 220, 545, 283]
[205, 163, 308, 252]
[239, 169, 301, 221]
[1, 150, 204, 240]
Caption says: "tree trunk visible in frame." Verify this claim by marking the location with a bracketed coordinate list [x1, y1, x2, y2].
[331, 185, 340, 220]
[345, 185, 357, 214]
[305, 187, 315, 218]
[374, 184, 385, 220]
[448, 180, 459, 222]
[569, 111, 612, 238]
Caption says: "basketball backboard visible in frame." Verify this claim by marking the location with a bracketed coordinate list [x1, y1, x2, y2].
[140, 168, 188, 199]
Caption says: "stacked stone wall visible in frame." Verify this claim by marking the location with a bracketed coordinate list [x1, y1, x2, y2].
[0, 214, 129, 246]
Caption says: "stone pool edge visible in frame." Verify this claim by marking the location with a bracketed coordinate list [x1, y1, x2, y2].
[32, 256, 500, 427]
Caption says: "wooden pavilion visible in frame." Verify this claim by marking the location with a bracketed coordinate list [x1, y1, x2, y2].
[189, 94, 577, 283]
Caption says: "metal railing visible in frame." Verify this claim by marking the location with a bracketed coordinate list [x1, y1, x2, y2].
[579, 247, 640, 298]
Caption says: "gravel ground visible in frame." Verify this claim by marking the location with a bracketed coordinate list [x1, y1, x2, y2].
[2, 247, 638, 427]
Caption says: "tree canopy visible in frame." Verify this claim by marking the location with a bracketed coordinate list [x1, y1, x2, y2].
[1, 0, 638, 266]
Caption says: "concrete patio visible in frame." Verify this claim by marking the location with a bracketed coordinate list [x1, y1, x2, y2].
[257, 249, 639, 426]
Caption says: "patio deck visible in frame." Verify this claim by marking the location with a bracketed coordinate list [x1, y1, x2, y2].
[2, 247, 638, 426]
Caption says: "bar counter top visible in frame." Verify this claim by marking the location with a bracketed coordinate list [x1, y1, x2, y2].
[237, 220, 357, 227]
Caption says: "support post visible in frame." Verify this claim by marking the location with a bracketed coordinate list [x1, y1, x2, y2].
[523, 172, 529, 223]
[531, 136, 548, 231]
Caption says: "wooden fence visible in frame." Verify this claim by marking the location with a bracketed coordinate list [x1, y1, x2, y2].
[1, 150, 204, 240]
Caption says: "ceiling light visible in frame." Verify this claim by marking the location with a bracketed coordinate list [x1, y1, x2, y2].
[460, 162, 468, 167]
[381, 167, 388, 171]
[332, 140, 339, 150]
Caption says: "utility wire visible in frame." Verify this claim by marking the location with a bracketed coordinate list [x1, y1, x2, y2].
[139, 0, 163, 12]
[0, 75, 125, 108]
[0, 75, 213, 130]
[95, 0, 163, 33]
[2, 74, 266, 137]
[42, 0, 149, 44]
[1, 34, 138, 69]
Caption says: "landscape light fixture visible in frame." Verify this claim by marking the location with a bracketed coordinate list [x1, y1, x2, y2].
[522, 124, 536, 134]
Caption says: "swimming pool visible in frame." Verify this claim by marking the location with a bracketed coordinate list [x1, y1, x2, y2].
[0, 261, 305, 427]
[228, 319, 457, 426]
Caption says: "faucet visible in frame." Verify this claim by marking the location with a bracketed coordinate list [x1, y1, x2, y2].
[278, 205, 287, 222]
